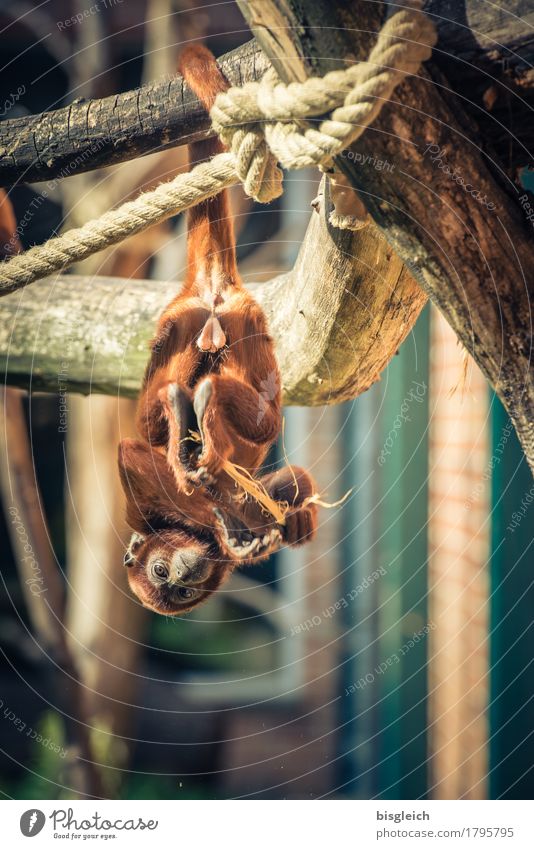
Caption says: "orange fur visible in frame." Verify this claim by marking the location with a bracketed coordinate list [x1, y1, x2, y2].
[0, 189, 21, 258]
[118, 46, 317, 617]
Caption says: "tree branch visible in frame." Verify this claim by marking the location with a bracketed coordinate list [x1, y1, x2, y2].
[1, 0, 531, 471]
[0, 39, 269, 187]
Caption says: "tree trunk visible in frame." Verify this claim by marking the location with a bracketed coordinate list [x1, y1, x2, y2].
[238, 0, 534, 473]
[65, 395, 147, 797]
[425, 0, 534, 171]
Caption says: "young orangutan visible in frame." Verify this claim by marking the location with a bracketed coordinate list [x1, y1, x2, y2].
[118, 45, 317, 616]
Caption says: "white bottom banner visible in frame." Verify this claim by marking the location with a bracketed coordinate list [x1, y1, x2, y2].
[1, 799, 533, 847]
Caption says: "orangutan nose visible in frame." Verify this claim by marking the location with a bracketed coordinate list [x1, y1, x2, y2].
[169, 549, 200, 584]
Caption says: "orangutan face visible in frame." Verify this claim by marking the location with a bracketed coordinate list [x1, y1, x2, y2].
[123, 529, 232, 615]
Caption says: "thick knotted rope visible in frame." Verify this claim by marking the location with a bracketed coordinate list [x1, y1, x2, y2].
[211, 6, 436, 197]
[0, 4, 436, 296]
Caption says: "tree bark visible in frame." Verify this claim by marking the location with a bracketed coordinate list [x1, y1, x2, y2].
[425, 0, 534, 173]
[2, 3, 534, 186]
[237, 0, 534, 473]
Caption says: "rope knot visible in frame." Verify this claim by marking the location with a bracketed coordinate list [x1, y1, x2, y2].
[213, 70, 285, 203]
[211, 5, 436, 202]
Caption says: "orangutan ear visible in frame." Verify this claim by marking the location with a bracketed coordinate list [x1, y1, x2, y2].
[123, 532, 145, 567]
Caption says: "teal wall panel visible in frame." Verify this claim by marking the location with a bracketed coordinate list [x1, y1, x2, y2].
[339, 306, 430, 799]
[490, 398, 534, 799]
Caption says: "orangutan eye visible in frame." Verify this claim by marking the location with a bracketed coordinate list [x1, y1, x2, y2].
[177, 587, 194, 600]
[152, 561, 168, 580]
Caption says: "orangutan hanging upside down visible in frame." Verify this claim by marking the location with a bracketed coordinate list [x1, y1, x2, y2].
[118, 45, 318, 616]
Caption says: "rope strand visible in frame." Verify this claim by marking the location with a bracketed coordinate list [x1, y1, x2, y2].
[0, 154, 238, 295]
